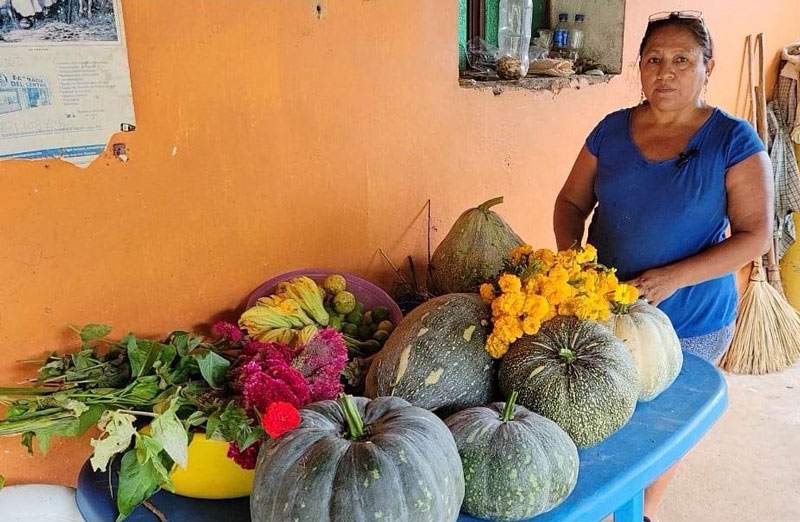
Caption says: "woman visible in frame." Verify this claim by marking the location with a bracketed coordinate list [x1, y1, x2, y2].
[554, 12, 773, 522]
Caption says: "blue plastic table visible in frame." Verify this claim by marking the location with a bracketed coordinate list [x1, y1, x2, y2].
[459, 352, 727, 522]
[76, 353, 726, 522]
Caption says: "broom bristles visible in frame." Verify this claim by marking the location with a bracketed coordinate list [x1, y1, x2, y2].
[719, 275, 800, 375]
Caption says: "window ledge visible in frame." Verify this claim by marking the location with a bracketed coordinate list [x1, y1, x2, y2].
[459, 71, 614, 95]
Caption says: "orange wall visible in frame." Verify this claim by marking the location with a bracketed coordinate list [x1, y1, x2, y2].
[1, 0, 798, 486]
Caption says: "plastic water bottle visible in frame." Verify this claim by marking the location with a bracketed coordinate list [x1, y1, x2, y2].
[568, 14, 586, 61]
[498, 0, 534, 77]
[553, 13, 570, 58]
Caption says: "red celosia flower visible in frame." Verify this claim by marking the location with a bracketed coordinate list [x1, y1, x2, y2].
[291, 328, 348, 401]
[261, 401, 302, 438]
[213, 321, 243, 342]
[240, 361, 311, 412]
[226, 440, 261, 470]
[241, 339, 293, 363]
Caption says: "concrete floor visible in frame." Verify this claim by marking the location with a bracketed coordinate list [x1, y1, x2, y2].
[658, 362, 800, 522]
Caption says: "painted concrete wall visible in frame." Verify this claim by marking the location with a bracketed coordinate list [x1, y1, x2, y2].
[1, 0, 798, 485]
[549, 0, 627, 72]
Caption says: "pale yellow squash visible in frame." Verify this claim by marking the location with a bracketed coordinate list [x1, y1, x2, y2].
[606, 300, 683, 402]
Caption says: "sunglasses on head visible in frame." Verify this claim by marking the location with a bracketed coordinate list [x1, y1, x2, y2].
[648, 10, 706, 25]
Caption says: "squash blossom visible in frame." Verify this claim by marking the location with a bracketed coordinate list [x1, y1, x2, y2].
[239, 301, 312, 332]
[278, 277, 330, 326]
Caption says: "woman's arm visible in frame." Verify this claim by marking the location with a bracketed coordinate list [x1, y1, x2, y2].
[629, 151, 774, 305]
[554, 146, 598, 250]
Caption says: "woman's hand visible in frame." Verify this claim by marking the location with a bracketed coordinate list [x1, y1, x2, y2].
[626, 266, 682, 306]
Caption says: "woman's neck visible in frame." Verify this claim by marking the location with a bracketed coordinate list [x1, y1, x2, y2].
[642, 100, 710, 127]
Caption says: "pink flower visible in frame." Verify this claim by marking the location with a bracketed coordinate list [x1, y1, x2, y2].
[227, 440, 261, 470]
[241, 361, 311, 412]
[241, 339, 293, 363]
[291, 328, 348, 402]
[213, 321, 243, 342]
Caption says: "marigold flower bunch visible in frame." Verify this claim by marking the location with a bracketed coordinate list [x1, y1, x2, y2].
[480, 244, 639, 358]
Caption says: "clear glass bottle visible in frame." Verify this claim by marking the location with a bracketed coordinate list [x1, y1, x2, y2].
[497, 0, 534, 78]
[568, 14, 586, 61]
[553, 13, 570, 58]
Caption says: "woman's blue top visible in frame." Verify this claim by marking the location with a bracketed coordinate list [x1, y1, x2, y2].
[585, 106, 764, 337]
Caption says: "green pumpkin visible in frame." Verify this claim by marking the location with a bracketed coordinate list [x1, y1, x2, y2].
[429, 196, 523, 294]
[445, 392, 579, 521]
[365, 294, 496, 415]
[251, 396, 464, 522]
[499, 316, 639, 448]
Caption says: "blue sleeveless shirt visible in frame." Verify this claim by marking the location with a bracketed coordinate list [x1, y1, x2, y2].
[585, 107, 764, 338]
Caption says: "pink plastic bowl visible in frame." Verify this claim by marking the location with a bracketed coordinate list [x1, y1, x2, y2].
[245, 269, 403, 325]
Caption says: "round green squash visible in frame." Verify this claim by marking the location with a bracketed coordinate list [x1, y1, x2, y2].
[364, 294, 496, 415]
[499, 316, 639, 448]
[445, 392, 579, 521]
[251, 395, 465, 522]
[606, 300, 683, 402]
[429, 196, 524, 294]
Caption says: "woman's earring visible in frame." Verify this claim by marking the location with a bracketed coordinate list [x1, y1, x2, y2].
[640, 91, 646, 104]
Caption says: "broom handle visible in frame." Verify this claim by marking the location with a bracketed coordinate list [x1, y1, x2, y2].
[755, 33, 785, 294]
[756, 34, 770, 150]
[744, 35, 762, 280]
[747, 35, 757, 129]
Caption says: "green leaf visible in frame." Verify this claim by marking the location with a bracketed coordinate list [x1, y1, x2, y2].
[194, 349, 230, 389]
[169, 331, 204, 357]
[130, 340, 165, 378]
[170, 331, 189, 356]
[128, 376, 161, 401]
[89, 411, 137, 472]
[29, 403, 103, 454]
[166, 355, 200, 385]
[70, 405, 107, 436]
[134, 434, 174, 493]
[216, 402, 261, 448]
[150, 399, 188, 468]
[115, 448, 162, 522]
[37, 431, 52, 453]
[0, 474, 4, 490]
[205, 412, 221, 440]
[240, 426, 265, 450]
[184, 411, 206, 428]
[80, 324, 112, 343]
[157, 343, 177, 370]
[21, 432, 34, 455]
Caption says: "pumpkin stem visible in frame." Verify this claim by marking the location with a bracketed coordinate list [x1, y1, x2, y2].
[559, 348, 577, 364]
[477, 196, 504, 212]
[612, 301, 630, 315]
[339, 394, 364, 439]
[501, 391, 519, 422]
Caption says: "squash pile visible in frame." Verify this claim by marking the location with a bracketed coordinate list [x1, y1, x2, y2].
[250, 198, 684, 522]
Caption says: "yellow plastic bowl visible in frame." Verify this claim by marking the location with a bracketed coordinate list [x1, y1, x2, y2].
[140, 428, 255, 499]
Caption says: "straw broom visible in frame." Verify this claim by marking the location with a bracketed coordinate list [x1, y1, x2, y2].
[719, 34, 800, 374]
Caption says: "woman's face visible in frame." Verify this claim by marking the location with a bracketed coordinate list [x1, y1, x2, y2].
[640, 25, 714, 111]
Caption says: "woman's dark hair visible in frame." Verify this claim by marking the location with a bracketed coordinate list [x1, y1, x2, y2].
[639, 14, 714, 63]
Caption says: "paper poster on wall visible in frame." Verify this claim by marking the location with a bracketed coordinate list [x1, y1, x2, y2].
[0, 0, 135, 167]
